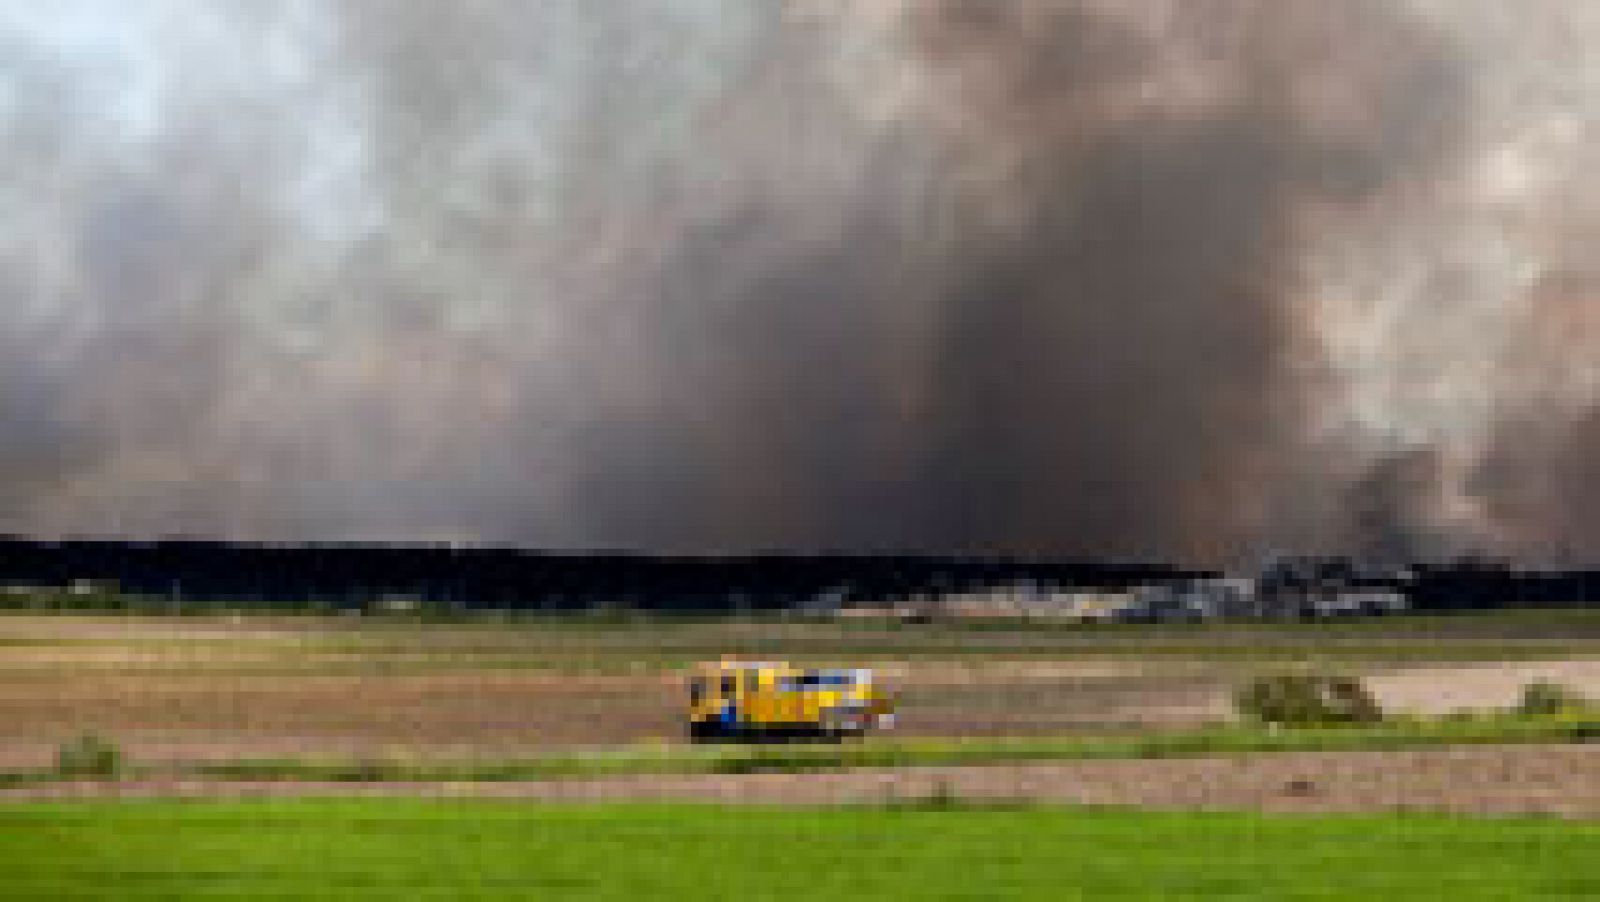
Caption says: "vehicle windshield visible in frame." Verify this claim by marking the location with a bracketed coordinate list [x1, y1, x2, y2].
[781, 671, 859, 690]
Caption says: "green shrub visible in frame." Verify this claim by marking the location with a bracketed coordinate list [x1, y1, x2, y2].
[1515, 680, 1590, 717]
[341, 757, 406, 782]
[1440, 707, 1487, 724]
[924, 778, 960, 809]
[56, 734, 122, 778]
[1234, 673, 1384, 726]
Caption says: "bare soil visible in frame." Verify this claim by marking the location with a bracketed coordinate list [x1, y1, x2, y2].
[1367, 660, 1600, 716]
[0, 668, 1226, 767]
[0, 671, 685, 767]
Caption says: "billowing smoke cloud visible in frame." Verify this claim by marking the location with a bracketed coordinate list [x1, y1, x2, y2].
[0, 1, 1596, 564]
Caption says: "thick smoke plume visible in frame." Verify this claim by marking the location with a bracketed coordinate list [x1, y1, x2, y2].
[1, 1, 1597, 565]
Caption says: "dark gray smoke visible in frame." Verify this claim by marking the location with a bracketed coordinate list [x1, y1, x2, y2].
[1472, 271, 1600, 561]
[895, 1, 1469, 562]
[0, 2, 1595, 564]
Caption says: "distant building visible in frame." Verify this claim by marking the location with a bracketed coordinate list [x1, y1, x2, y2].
[1115, 563, 1411, 623]
[1254, 555, 1411, 619]
[1124, 578, 1256, 622]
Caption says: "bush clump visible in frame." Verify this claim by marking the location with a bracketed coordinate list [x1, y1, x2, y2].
[56, 733, 122, 778]
[1234, 673, 1384, 727]
[1515, 680, 1591, 718]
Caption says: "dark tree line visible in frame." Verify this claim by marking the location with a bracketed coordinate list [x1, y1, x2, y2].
[0, 537, 1203, 613]
[0, 538, 1592, 613]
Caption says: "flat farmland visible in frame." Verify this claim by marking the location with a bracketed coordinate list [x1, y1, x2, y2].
[3, 610, 1600, 769]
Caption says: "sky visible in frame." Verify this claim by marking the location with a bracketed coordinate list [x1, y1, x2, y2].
[2, 1, 1599, 566]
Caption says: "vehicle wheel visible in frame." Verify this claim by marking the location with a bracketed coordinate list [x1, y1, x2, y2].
[688, 722, 721, 743]
[819, 714, 857, 743]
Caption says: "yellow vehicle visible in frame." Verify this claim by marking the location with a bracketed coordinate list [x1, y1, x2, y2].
[686, 660, 895, 742]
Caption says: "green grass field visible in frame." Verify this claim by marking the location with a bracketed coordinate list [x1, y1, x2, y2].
[0, 799, 1595, 899]
[175, 716, 1600, 782]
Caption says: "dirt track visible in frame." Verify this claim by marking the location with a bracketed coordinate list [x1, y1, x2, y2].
[7, 744, 1600, 817]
